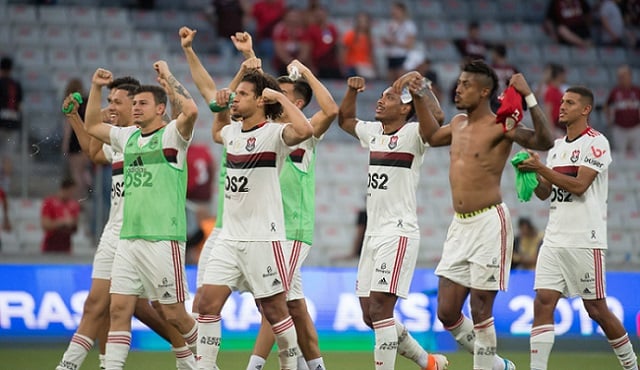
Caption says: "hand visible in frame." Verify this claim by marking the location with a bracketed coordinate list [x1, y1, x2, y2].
[157, 76, 174, 96]
[179, 26, 197, 49]
[92, 68, 113, 87]
[287, 59, 310, 78]
[153, 60, 171, 80]
[62, 94, 79, 116]
[231, 31, 253, 54]
[240, 57, 262, 72]
[215, 88, 234, 107]
[509, 73, 533, 97]
[261, 87, 282, 104]
[347, 76, 366, 93]
[517, 151, 543, 172]
[391, 71, 423, 95]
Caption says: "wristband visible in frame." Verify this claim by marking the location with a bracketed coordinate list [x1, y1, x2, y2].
[62, 92, 83, 114]
[525, 93, 538, 108]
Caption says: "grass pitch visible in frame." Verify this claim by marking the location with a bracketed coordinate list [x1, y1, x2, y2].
[1, 347, 621, 369]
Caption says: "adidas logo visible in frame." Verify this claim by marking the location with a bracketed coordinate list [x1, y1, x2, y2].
[315, 365, 323, 370]
[378, 277, 388, 285]
[583, 288, 591, 294]
[163, 291, 172, 299]
[130, 156, 143, 167]
[255, 366, 262, 370]
[272, 279, 281, 287]
[487, 275, 497, 282]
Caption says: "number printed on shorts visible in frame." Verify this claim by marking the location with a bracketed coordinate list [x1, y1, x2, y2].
[550, 186, 573, 202]
[124, 171, 153, 188]
[368, 172, 388, 190]
[225, 175, 249, 192]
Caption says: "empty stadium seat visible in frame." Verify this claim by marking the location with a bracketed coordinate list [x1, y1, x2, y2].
[38, 5, 70, 25]
[67, 6, 98, 26]
[98, 7, 130, 27]
[73, 26, 103, 47]
[7, 4, 38, 25]
[47, 47, 78, 69]
[541, 44, 571, 64]
[598, 47, 628, 67]
[42, 25, 73, 47]
[570, 47, 599, 66]
[413, 0, 444, 20]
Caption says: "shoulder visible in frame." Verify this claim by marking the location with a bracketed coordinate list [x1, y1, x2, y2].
[449, 113, 468, 126]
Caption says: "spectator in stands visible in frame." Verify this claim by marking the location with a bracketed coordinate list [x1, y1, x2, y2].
[598, 0, 637, 47]
[185, 143, 216, 265]
[207, 0, 251, 57]
[544, 0, 593, 48]
[0, 56, 23, 194]
[621, 0, 640, 28]
[605, 64, 640, 155]
[272, 7, 312, 76]
[41, 177, 81, 253]
[454, 21, 489, 61]
[542, 63, 567, 137]
[0, 187, 11, 250]
[307, 5, 342, 79]
[380, 2, 417, 82]
[512, 217, 543, 270]
[341, 12, 377, 80]
[252, 0, 286, 71]
[490, 44, 519, 111]
[61, 78, 91, 200]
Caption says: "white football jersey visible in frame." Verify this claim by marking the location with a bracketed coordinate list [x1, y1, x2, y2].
[103, 144, 124, 235]
[355, 120, 427, 238]
[220, 121, 294, 241]
[543, 127, 611, 249]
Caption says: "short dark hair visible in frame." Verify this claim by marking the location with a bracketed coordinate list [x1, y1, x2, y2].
[462, 59, 499, 99]
[109, 76, 141, 90]
[277, 76, 313, 108]
[0, 57, 13, 71]
[566, 85, 594, 107]
[242, 70, 283, 120]
[61, 177, 76, 189]
[550, 63, 565, 79]
[134, 85, 167, 106]
[114, 83, 139, 97]
[493, 44, 507, 58]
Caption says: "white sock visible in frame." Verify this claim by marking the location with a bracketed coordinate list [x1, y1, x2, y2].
[197, 314, 221, 370]
[272, 316, 300, 370]
[297, 355, 310, 369]
[373, 318, 397, 370]
[173, 345, 196, 370]
[183, 320, 199, 355]
[474, 317, 497, 370]
[445, 315, 475, 353]
[105, 331, 131, 370]
[609, 333, 639, 370]
[99, 354, 106, 370]
[307, 357, 326, 370]
[395, 321, 429, 367]
[246, 354, 266, 370]
[56, 333, 94, 370]
[530, 324, 555, 370]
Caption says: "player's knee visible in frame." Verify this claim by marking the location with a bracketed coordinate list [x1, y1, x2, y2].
[362, 313, 373, 329]
[437, 307, 459, 327]
[83, 294, 109, 319]
[584, 302, 610, 324]
[286, 299, 306, 320]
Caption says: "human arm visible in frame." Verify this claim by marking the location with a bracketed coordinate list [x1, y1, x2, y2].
[505, 73, 554, 150]
[338, 76, 364, 139]
[62, 95, 110, 164]
[180, 26, 218, 104]
[288, 59, 338, 138]
[154, 60, 198, 140]
[231, 31, 256, 59]
[263, 88, 313, 146]
[85, 68, 115, 145]
[211, 89, 234, 145]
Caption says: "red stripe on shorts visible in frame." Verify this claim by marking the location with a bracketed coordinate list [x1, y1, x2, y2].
[496, 205, 508, 290]
[390, 236, 407, 295]
[288, 240, 302, 285]
[171, 241, 185, 301]
[594, 249, 605, 299]
[272, 241, 290, 292]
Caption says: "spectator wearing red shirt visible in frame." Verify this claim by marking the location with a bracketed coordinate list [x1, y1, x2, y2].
[605, 65, 640, 155]
[252, 0, 286, 70]
[186, 143, 216, 264]
[0, 187, 11, 250]
[542, 63, 567, 137]
[272, 7, 312, 76]
[41, 178, 80, 253]
[544, 0, 592, 48]
[307, 6, 342, 79]
[0, 56, 23, 193]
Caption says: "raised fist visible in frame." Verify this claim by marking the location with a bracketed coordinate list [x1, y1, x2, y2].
[179, 26, 197, 49]
[347, 76, 366, 93]
[92, 68, 113, 87]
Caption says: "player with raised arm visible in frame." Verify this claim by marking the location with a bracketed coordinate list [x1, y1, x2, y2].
[338, 71, 448, 370]
[517, 86, 638, 370]
[84, 62, 199, 370]
[407, 59, 554, 370]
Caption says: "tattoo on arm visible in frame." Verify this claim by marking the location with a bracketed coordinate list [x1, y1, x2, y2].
[167, 74, 193, 100]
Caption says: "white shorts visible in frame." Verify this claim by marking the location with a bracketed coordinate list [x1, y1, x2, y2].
[285, 240, 311, 301]
[202, 239, 290, 299]
[196, 227, 221, 288]
[534, 246, 607, 300]
[356, 235, 419, 299]
[91, 227, 119, 280]
[110, 239, 190, 304]
[435, 203, 513, 291]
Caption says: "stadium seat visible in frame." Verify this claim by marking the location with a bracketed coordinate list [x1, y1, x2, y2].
[47, 47, 78, 69]
[23, 91, 56, 113]
[413, 0, 444, 20]
[15, 47, 47, 68]
[421, 19, 449, 40]
[130, 9, 159, 30]
[185, 10, 213, 32]
[7, 4, 37, 25]
[473, 0, 499, 21]
[73, 26, 103, 47]
[447, 19, 469, 40]
[108, 48, 141, 71]
[442, 0, 470, 20]
[629, 49, 640, 68]
[42, 25, 73, 48]
[358, 0, 386, 18]
[328, 0, 359, 17]
[597, 46, 628, 67]
[20, 68, 52, 91]
[67, 6, 98, 26]
[134, 30, 166, 50]
[76, 47, 109, 70]
[569, 47, 599, 66]
[98, 7, 130, 27]
[479, 21, 505, 43]
[541, 44, 571, 65]
[426, 40, 459, 62]
[522, 0, 548, 23]
[105, 28, 135, 48]
[510, 44, 542, 64]
[11, 25, 42, 47]
[157, 9, 188, 31]
[503, 22, 533, 43]
[38, 5, 70, 25]
[495, 0, 525, 22]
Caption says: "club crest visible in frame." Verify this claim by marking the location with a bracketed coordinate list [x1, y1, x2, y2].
[570, 149, 580, 163]
[388, 135, 398, 149]
[246, 137, 256, 152]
